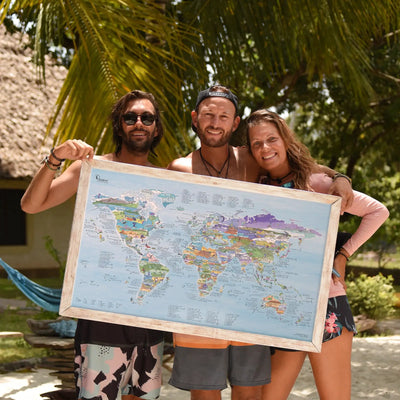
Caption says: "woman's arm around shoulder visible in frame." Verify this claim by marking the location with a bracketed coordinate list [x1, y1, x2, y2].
[341, 190, 389, 256]
[309, 173, 389, 255]
[167, 153, 193, 173]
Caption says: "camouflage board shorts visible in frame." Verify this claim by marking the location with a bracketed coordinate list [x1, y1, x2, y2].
[75, 341, 163, 400]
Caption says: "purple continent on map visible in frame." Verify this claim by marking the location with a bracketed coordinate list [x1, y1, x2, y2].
[183, 213, 321, 313]
[93, 193, 321, 313]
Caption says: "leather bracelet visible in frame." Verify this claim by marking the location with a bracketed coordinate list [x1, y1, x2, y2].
[43, 157, 60, 171]
[44, 155, 61, 167]
[50, 147, 66, 162]
[335, 250, 349, 261]
[332, 172, 352, 184]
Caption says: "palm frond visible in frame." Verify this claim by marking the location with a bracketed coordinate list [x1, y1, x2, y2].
[180, 0, 400, 105]
[2, 0, 399, 163]
[1, 0, 205, 165]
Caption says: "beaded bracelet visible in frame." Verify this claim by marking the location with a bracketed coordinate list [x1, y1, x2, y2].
[44, 155, 61, 168]
[332, 172, 352, 184]
[42, 156, 60, 171]
[50, 147, 66, 163]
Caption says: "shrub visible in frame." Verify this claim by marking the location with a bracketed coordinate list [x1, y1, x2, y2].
[346, 273, 396, 320]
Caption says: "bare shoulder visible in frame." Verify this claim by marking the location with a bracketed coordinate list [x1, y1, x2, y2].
[167, 153, 194, 173]
[235, 145, 260, 168]
[235, 145, 252, 158]
[225, 145, 260, 182]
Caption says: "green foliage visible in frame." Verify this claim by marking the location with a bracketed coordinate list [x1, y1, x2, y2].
[43, 235, 66, 281]
[337, 171, 400, 263]
[1, 0, 202, 166]
[0, 277, 60, 364]
[0, 303, 50, 363]
[0, 337, 48, 364]
[1, 0, 399, 166]
[291, 35, 400, 251]
[346, 273, 397, 320]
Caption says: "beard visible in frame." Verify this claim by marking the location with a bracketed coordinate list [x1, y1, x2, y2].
[120, 127, 156, 154]
[196, 124, 233, 148]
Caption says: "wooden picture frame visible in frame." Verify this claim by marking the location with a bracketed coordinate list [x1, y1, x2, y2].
[60, 159, 341, 352]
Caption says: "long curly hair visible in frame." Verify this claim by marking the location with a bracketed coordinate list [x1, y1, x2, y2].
[246, 109, 317, 190]
[111, 90, 164, 155]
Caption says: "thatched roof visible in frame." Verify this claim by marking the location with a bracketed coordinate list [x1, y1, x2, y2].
[0, 24, 67, 180]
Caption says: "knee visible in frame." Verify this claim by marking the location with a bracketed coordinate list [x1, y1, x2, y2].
[231, 386, 262, 400]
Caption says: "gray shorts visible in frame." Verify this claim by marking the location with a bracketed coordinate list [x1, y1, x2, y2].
[169, 344, 271, 390]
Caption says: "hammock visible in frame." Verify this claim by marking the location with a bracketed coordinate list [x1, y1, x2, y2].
[0, 258, 61, 313]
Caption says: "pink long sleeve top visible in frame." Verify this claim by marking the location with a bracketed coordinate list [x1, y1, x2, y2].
[309, 173, 390, 298]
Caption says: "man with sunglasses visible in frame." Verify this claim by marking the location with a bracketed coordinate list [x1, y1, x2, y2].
[21, 90, 165, 400]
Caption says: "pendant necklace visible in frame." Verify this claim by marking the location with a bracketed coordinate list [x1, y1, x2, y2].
[268, 171, 292, 185]
[199, 148, 231, 179]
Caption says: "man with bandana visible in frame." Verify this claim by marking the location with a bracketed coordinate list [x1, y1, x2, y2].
[167, 85, 353, 400]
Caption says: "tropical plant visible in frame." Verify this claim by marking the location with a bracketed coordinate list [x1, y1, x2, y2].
[346, 273, 396, 320]
[286, 33, 400, 253]
[0, 0, 204, 165]
[43, 235, 66, 280]
[1, 0, 399, 166]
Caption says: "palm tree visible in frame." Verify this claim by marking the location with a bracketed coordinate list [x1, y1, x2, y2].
[1, 0, 399, 165]
[0, 0, 203, 165]
[179, 1, 400, 108]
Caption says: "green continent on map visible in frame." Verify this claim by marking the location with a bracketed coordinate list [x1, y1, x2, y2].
[112, 209, 160, 245]
[93, 194, 169, 301]
[262, 295, 286, 314]
[93, 194, 320, 311]
[183, 224, 290, 297]
[183, 214, 319, 302]
[137, 253, 169, 301]
[183, 244, 228, 297]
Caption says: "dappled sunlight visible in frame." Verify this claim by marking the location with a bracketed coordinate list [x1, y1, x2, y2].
[351, 336, 400, 399]
[288, 335, 400, 400]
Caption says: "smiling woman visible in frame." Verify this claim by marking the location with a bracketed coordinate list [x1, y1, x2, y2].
[247, 123, 292, 184]
[246, 108, 389, 400]
[246, 109, 316, 190]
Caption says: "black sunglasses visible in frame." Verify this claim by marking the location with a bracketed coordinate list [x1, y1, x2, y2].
[122, 112, 156, 126]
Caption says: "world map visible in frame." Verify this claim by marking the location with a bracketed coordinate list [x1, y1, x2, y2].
[70, 165, 332, 343]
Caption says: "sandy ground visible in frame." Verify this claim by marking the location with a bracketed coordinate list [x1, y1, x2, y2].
[1, 333, 399, 400]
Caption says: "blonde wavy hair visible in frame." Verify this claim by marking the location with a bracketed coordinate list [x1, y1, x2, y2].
[246, 109, 317, 190]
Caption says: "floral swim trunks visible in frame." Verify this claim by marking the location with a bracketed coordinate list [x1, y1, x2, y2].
[74, 341, 163, 399]
[323, 295, 357, 342]
[272, 295, 357, 353]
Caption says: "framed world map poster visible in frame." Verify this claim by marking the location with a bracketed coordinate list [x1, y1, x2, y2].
[60, 159, 341, 352]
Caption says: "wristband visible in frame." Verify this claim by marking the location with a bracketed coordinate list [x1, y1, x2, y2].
[333, 172, 352, 184]
[335, 250, 349, 261]
[50, 147, 66, 162]
[41, 155, 61, 167]
[41, 156, 60, 171]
